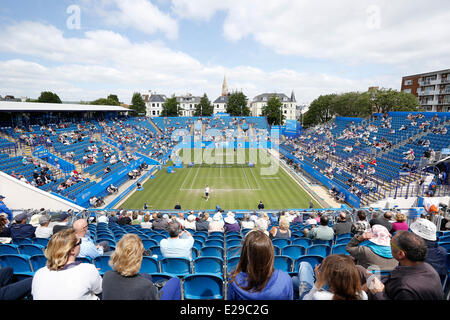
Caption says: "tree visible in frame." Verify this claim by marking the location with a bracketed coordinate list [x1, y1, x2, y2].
[130, 92, 146, 116]
[372, 88, 419, 113]
[226, 92, 250, 116]
[194, 94, 214, 116]
[91, 94, 120, 106]
[162, 95, 180, 116]
[37, 91, 62, 103]
[262, 94, 285, 125]
[302, 94, 336, 128]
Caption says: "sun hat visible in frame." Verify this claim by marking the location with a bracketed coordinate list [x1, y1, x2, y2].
[224, 213, 236, 224]
[410, 218, 436, 241]
[213, 212, 222, 221]
[187, 214, 196, 222]
[368, 224, 391, 246]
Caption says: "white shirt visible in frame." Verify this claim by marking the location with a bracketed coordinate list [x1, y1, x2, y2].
[423, 197, 439, 212]
[205, 187, 210, 193]
[32, 263, 102, 300]
[35, 226, 53, 239]
[97, 216, 109, 223]
[303, 285, 368, 300]
[160, 235, 194, 260]
[140, 221, 153, 229]
[184, 220, 196, 230]
[241, 220, 255, 230]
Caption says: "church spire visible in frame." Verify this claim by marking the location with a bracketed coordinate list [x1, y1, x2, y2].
[222, 75, 228, 96]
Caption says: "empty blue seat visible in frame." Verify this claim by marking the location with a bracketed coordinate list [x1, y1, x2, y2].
[18, 244, 45, 256]
[331, 244, 350, 255]
[294, 255, 324, 272]
[140, 256, 160, 274]
[194, 257, 224, 275]
[93, 256, 113, 275]
[204, 239, 224, 247]
[292, 238, 311, 248]
[226, 245, 242, 258]
[183, 273, 223, 300]
[307, 245, 331, 258]
[0, 254, 34, 279]
[281, 245, 306, 260]
[29, 254, 47, 272]
[75, 256, 92, 264]
[200, 246, 224, 259]
[151, 234, 167, 242]
[148, 246, 163, 259]
[226, 256, 240, 275]
[33, 238, 50, 247]
[274, 255, 293, 272]
[0, 244, 19, 255]
[160, 257, 192, 276]
[142, 239, 158, 250]
[12, 238, 33, 245]
[272, 238, 291, 248]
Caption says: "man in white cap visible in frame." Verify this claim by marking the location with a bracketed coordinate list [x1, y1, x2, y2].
[410, 218, 447, 282]
[184, 213, 196, 231]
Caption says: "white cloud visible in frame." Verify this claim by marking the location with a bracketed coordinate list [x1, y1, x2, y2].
[0, 22, 397, 104]
[170, 0, 450, 67]
[83, 0, 178, 39]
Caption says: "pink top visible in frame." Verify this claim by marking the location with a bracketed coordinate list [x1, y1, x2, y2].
[391, 221, 409, 233]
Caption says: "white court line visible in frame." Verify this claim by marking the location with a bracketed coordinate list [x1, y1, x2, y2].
[179, 164, 194, 190]
[189, 165, 201, 190]
[240, 165, 252, 190]
[248, 164, 262, 189]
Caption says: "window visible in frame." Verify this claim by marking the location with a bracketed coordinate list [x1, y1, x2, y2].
[404, 79, 413, 86]
[403, 89, 411, 94]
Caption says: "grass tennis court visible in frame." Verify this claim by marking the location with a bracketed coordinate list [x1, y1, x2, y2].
[120, 149, 320, 210]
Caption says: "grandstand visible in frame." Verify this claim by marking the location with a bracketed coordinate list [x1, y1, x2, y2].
[0, 102, 449, 301]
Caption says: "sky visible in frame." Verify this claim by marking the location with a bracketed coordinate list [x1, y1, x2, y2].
[0, 0, 449, 105]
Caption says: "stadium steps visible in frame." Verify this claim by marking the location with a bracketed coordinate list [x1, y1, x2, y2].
[148, 118, 163, 135]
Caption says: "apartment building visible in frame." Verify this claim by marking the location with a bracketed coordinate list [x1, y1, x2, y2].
[142, 91, 167, 117]
[177, 93, 201, 117]
[401, 69, 450, 112]
[250, 92, 297, 123]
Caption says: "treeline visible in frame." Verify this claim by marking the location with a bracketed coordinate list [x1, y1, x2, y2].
[302, 88, 420, 128]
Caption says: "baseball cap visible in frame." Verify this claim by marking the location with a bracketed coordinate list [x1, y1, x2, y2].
[0, 195, 5, 199]
[410, 218, 436, 241]
[14, 212, 28, 223]
[58, 213, 70, 222]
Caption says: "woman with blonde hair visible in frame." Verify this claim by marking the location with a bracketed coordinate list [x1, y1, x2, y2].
[102, 234, 180, 300]
[31, 228, 102, 300]
[228, 230, 293, 300]
[391, 213, 408, 233]
[269, 216, 291, 239]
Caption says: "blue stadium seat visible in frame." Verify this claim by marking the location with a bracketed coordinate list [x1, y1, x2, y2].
[204, 239, 224, 247]
[307, 244, 331, 258]
[335, 238, 352, 245]
[183, 273, 224, 300]
[226, 239, 242, 248]
[75, 256, 92, 264]
[226, 256, 240, 275]
[272, 238, 291, 248]
[12, 238, 33, 245]
[0, 254, 34, 279]
[194, 257, 224, 275]
[33, 238, 50, 247]
[29, 254, 47, 272]
[148, 246, 163, 259]
[18, 244, 45, 256]
[140, 256, 160, 274]
[439, 242, 450, 252]
[151, 234, 167, 242]
[200, 246, 224, 259]
[0, 244, 19, 255]
[142, 239, 158, 250]
[292, 238, 311, 248]
[311, 239, 332, 246]
[226, 245, 242, 258]
[274, 255, 293, 272]
[331, 244, 350, 255]
[294, 255, 324, 272]
[93, 255, 113, 275]
[281, 245, 306, 260]
[160, 257, 192, 277]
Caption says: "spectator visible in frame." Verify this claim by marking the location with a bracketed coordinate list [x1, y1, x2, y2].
[140, 214, 153, 229]
[423, 193, 440, 220]
[51, 213, 71, 234]
[391, 213, 409, 234]
[369, 211, 393, 232]
[367, 230, 443, 300]
[303, 215, 334, 241]
[0, 195, 13, 222]
[10, 212, 36, 240]
[293, 254, 368, 300]
[346, 224, 398, 271]
[304, 213, 317, 226]
[351, 210, 370, 236]
[240, 213, 255, 230]
[410, 219, 447, 282]
[109, 211, 119, 224]
[160, 221, 194, 260]
[34, 215, 53, 239]
[195, 212, 210, 231]
[292, 212, 303, 224]
[228, 230, 293, 300]
[73, 219, 111, 260]
[269, 212, 278, 225]
[332, 212, 352, 235]
[174, 202, 181, 210]
[208, 212, 224, 233]
[131, 211, 141, 225]
[118, 211, 132, 225]
[184, 214, 196, 231]
[269, 216, 291, 239]
[0, 266, 32, 300]
[97, 211, 109, 224]
[31, 228, 103, 300]
[0, 214, 11, 237]
[175, 212, 185, 228]
[152, 212, 169, 231]
[224, 212, 240, 233]
[102, 234, 181, 300]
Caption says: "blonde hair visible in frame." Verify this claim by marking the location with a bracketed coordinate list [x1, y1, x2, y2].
[109, 234, 144, 276]
[45, 228, 78, 271]
[279, 216, 290, 230]
[143, 214, 150, 222]
[395, 213, 406, 223]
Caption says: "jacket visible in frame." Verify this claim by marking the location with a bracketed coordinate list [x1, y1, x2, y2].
[345, 236, 398, 270]
[10, 223, 36, 240]
[0, 201, 12, 221]
[369, 217, 392, 232]
[152, 218, 169, 231]
[195, 220, 209, 231]
[332, 220, 352, 235]
[424, 240, 447, 279]
[373, 262, 443, 300]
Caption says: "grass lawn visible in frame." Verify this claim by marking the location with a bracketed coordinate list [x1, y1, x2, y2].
[120, 148, 320, 210]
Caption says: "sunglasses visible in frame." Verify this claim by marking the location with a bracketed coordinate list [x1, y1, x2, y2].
[74, 239, 82, 247]
[390, 240, 403, 252]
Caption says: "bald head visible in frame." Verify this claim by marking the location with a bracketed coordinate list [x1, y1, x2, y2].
[73, 219, 88, 237]
[339, 212, 346, 221]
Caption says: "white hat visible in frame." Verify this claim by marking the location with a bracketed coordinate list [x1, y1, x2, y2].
[213, 212, 222, 221]
[224, 215, 236, 224]
[410, 218, 436, 241]
[187, 214, 196, 221]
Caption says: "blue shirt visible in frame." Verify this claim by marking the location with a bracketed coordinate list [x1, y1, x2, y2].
[0, 201, 12, 221]
[227, 269, 293, 300]
[78, 236, 103, 259]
